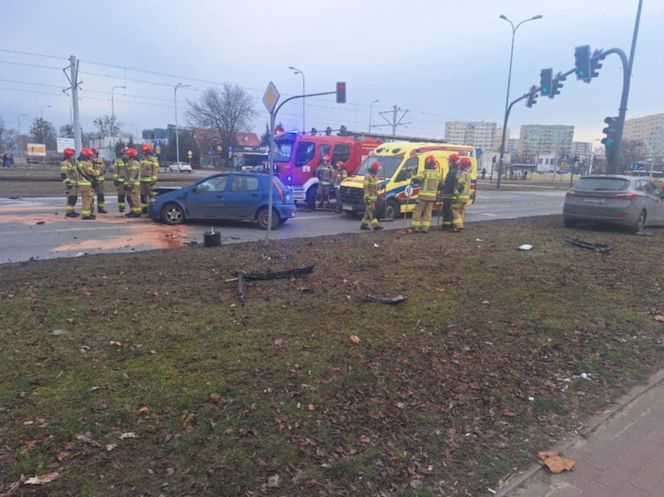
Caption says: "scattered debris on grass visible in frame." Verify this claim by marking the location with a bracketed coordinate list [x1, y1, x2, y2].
[238, 264, 316, 281]
[360, 294, 408, 305]
[537, 451, 576, 474]
[49, 329, 67, 336]
[24, 472, 60, 485]
[563, 236, 614, 253]
[34, 221, 45, 225]
[518, 244, 533, 251]
[349, 335, 361, 345]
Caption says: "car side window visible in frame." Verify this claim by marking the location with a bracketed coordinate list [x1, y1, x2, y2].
[634, 180, 646, 192]
[320, 144, 331, 161]
[331, 144, 350, 164]
[196, 176, 227, 193]
[231, 176, 259, 192]
[295, 142, 315, 166]
[395, 157, 419, 182]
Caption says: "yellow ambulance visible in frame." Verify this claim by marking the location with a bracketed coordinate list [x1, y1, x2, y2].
[338, 142, 478, 219]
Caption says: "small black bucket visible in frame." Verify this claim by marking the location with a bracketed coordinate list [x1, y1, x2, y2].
[203, 229, 221, 248]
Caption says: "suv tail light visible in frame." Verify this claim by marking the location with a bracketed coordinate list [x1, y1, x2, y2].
[613, 192, 637, 201]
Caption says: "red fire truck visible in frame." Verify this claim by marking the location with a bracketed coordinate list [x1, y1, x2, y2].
[273, 131, 383, 208]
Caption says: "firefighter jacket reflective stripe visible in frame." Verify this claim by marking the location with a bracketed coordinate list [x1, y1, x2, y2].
[140, 157, 159, 182]
[316, 164, 334, 185]
[126, 159, 141, 187]
[76, 160, 96, 186]
[411, 170, 439, 201]
[334, 168, 348, 186]
[59, 159, 78, 184]
[113, 159, 127, 182]
[364, 174, 379, 201]
[456, 170, 471, 202]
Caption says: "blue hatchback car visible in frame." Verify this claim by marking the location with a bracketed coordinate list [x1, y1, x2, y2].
[148, 172, 296, 229]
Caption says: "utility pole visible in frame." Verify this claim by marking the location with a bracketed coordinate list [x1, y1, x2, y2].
[64, 55, 83, 154]
[378, 105, 410, 137]
[174, 83, 191, 165]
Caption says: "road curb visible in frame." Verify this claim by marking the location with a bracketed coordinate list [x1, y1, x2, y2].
[494, 366, 664, 497]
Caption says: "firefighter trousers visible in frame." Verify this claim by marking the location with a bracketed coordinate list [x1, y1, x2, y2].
[65, 187, 78, 214]
[361, 199, 380, 227]
[411, 199, 434, 232]
[451, 201, 466, 231]
[126, 186, 142, 214]
[79, 185, 95, 218]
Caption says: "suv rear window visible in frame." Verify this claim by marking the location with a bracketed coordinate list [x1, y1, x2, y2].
[575, 178, 629, 191]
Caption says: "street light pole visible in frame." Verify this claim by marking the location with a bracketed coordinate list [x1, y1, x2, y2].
[368, 99, 379, 132]
[17, 114, 27, 135]
[111, 85, 126, 155]
[289, 66, 305, 132]
[40, 104, 51, 121]
[174, 83, 191, 165]
[496, 14, 543, 189]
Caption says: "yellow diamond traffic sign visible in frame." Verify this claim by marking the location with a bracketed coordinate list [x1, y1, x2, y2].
[263, 81, 280, 113]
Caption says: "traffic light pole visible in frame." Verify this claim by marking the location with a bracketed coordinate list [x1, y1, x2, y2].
[600, 48, 631, 175]
[497, 66, 576, 189]
[265, 90, 337, 244]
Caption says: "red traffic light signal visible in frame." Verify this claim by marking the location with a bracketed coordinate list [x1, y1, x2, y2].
[336, 82, 346, 104]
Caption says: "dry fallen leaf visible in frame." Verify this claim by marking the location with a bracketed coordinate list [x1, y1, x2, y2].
[137, 406, 149, 415]
[267, 474, 281, 488]
[537, 451, 576, 474]
[209, 393, 223, 403]
[654, 315, 664, 322]
[119, 432, 138, 439]
[24, 472, 60, 485]
[349, 335, 361, 345]
[105, 444, 117, 452]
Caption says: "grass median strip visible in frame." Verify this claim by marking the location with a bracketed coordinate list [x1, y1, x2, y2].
[0, 216, 662, 496]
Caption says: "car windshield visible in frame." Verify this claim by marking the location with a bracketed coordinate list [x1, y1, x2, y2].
[355, 155, 404, 178]
[575, 178, 630, 191]
[274, 137, 294, 162]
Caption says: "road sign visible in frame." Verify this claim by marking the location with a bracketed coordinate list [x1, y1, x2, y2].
[27, 143, 46, 156]
[56, 137, 75, 153]
[263, 82, 280, 113]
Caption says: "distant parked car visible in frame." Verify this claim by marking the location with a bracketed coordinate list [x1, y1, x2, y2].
[563, 175, 664, 233]
[148, 172, 295, 229]
[168, 162, 193, 173]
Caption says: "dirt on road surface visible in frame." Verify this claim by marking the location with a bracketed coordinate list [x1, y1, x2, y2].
[1, 217, 663, 497]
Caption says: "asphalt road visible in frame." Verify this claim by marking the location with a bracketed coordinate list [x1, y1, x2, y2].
[0, 189, 565, 264]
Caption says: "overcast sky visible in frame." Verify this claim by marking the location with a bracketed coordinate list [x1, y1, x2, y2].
[1, 0, 661, 144]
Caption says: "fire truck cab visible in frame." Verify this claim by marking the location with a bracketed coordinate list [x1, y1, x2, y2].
[273, 132, 382, 209]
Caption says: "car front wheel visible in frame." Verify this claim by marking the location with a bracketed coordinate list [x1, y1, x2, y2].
[257, 207, 280, 230]
[161, 202, 185, 225]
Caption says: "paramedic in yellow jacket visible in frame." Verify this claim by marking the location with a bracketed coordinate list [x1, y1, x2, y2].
[76, 148, 97, 220]
[139, 144, 159, 214]
[59, 147, 79, 218]
[360, 161, 384, 231]
[113, 148, 129, 213]
[452, 157, 472, 232]
[124, 148, 143, 218]
[409, 155, 440, 233]
[90, 147, 107, 214]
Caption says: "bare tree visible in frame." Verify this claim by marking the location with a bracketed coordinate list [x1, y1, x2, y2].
[619, 139, 649, 168]
[0, 118, 18, 152]
[93, 115, 120, 138]
[187, 84, 257, 161]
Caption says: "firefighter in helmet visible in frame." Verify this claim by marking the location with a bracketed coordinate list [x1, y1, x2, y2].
[90, 147, 107, 213]
[439, 154, 460, 231]
[76, 148, 97, 220]
[409, 155, 440, 233]
[360, 161, 383, 231]
[113, 148, 129, 213]
[333, 160, 348, 213]
[124, 148, 143, 218]
[316, 155, 335, 209]
[59, 147, 79, 217]
[139, 144, 159, 214]
[452, 157, 472, 232]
